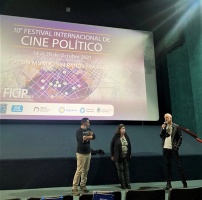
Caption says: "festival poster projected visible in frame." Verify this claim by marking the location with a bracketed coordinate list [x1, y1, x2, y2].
[0, 15, 159, 120]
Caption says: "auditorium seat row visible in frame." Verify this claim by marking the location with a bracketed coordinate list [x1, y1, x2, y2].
[4, 186, 202, 200]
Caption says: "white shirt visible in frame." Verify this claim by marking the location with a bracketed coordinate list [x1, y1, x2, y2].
[163, 125, 172, 149]
[120, 135, 128, 157]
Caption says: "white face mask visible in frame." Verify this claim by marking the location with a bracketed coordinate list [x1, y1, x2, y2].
[120, 128, 126, 134]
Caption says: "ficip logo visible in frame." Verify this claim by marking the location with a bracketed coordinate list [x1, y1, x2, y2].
[0, 104, 7, 114]
[11, 105, 23, 112]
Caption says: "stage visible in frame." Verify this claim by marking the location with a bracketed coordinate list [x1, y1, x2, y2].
[0, 125, 202, 190]
[1, 153, 202, 190]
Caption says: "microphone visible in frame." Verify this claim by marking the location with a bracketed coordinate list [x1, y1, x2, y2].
[162, 122, 167, 130]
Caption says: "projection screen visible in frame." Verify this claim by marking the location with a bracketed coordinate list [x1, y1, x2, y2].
[0, 15, 159, 121]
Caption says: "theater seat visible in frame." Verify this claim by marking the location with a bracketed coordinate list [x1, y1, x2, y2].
[125, 189, 165, 200]
[111, 191, 121, 200]
[79, 191, 121, 200]
[4, 198, 21, 200]
[27, 194, 73, 200]
[79, 193, 93, 200]
[168, 187, 202, 200]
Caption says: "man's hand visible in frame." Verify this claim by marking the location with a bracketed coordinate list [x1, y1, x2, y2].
[173, 144, 179, 151]
[83, 134, 93, 142]
[83, 135, 86, 142]
[88, 131, 93, 136]
[162, 123, 166, 129]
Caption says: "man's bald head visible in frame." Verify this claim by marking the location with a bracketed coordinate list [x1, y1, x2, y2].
[164, 113, 172, 124]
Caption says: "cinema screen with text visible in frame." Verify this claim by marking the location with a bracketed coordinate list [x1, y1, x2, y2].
[0, 15, 159, 121]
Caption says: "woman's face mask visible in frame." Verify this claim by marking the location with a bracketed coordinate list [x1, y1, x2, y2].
[120, 127, 126, 134]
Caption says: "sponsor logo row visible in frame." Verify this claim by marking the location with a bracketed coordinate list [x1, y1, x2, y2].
[0, 104, 112, 115]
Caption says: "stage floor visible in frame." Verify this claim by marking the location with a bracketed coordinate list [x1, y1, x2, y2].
[1, 180, 202, 200]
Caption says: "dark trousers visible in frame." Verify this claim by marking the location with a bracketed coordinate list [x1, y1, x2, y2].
[163, 148, 186, 184]
[115, 157, 130, 186]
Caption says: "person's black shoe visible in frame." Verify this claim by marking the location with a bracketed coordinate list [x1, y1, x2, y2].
[183, 182, 188, 188]
[164, 183, 172, 190]
[121, 184, 126, 189]
[126, 184, 131, 189]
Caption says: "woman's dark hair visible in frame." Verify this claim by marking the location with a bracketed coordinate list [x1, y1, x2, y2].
[115, 124, 125, 134]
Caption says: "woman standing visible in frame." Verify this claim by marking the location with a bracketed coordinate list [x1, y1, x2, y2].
[110, 124, 131, 189]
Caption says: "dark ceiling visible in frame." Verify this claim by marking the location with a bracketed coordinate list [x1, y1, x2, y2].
[0, 0, 186, 49]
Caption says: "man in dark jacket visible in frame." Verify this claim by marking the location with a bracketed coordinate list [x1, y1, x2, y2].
[160, 113, 187, 190]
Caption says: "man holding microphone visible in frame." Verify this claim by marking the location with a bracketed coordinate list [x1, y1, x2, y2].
[160, 113, 187, 190]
